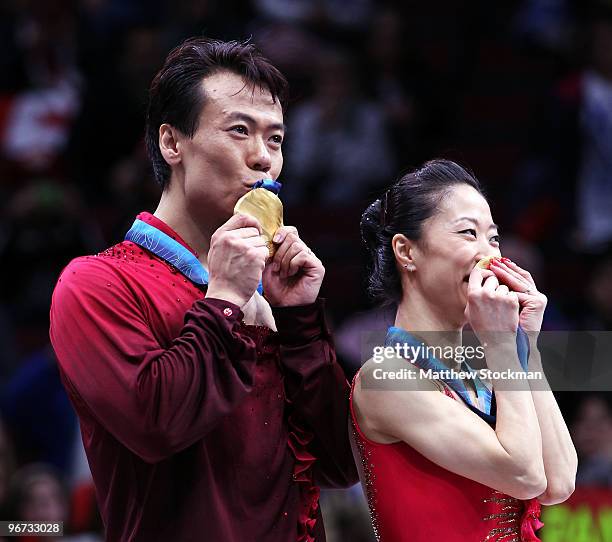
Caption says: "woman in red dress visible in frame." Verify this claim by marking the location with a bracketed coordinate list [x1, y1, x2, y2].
[351, 159, 577, 541]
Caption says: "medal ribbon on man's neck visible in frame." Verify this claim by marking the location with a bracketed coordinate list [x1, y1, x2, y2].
[124, 179, 283, 292]
[384, 326, 530, 425]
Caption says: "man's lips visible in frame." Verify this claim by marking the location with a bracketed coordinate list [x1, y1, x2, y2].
[245, 178, 270, 188]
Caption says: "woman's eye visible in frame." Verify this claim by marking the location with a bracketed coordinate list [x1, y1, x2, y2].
[459, 229, 477, 237]
[231, 125, 248, 135]
[490, 235, 500, 243]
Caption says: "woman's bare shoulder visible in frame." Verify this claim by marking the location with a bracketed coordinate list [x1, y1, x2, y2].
[353, 354, 442, 439]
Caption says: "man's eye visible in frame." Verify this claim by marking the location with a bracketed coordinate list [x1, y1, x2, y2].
[459, 229, 477, 237]
[270, 135, 283, 144]
[231, 126, 248, 135]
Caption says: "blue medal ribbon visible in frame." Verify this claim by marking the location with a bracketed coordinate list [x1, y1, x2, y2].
[384, 326, 530, 425]
[252, 178, 282, 194]
[124, 179, 282, 293]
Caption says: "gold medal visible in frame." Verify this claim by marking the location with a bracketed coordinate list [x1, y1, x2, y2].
[476, 256, 497, 269]
[234, 188, 284, 257]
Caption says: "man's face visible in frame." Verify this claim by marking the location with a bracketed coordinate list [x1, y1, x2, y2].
[176, 70, 284, 226]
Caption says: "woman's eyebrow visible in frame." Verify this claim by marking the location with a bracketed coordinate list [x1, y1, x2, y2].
[453, 217, 500, 230]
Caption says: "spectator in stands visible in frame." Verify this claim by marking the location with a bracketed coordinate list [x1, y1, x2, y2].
[2, 463, 101, 541]
[516, 9, 612, 254]
[0, 0, 81, 176]
[0, 419, 15, 512]
[362, 8, 424, 165]
[4, 464, 68, 527]
[252, 0, 373, 30]
[585, 250, 612, 329]
[571, 393, 612, 487]
[284, 49, 395, 206]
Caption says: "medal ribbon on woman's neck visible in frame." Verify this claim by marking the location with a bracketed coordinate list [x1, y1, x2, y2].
[384, 326, 530, 425]
[124, 179, 282, 292]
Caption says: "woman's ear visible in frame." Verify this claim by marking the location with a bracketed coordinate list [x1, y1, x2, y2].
[159, 124, 181, 167]
[392, 234, 417, 272]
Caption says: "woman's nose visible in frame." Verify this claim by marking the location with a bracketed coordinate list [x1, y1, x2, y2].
[475, 244, 501, 264]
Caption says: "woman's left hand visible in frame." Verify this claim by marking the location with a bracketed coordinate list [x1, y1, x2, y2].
[489, 258, 548, 334]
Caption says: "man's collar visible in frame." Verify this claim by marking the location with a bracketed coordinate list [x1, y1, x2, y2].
[135, 212, 199, 258]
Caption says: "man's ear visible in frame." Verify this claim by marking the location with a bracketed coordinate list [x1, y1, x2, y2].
[159, 124, 181, 167]
[392, 233, 417, 272]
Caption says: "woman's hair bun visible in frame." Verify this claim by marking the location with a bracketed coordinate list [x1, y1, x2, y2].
[360, 198, 384, 251]
[360, 159, 485, 306]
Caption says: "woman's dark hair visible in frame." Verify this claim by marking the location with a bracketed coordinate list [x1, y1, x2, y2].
[361, 159, 486, 306]
[145, 37, 289, 189]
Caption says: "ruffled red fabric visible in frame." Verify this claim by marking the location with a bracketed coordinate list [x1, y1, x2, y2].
[287, 411, 320, 542]
[520, 498, 544, 541]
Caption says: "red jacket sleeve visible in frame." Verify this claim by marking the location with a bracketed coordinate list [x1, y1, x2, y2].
[49, 257, 257, 464]
[272, 299, 359, 488]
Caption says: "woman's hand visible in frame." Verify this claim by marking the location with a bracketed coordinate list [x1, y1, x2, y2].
[465, 266, 520, 349]
[489, 258, 547, 335]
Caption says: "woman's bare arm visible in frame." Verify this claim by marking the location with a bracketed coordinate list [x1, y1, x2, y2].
[354, 345, 546, 500]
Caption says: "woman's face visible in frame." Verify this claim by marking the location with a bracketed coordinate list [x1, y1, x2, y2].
[409, 184, 501, 324]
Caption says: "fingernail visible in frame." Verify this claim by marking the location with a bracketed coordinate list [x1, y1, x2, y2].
[273, 233, 281, 243]
[501, 257, 511, 263]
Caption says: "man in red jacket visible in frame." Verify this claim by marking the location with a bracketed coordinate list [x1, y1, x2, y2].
[50, 37, 357, 541]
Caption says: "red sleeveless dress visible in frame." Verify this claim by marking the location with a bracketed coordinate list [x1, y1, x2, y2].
[349, 374, 544, 542]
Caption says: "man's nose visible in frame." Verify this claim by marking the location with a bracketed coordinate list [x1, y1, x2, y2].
[247, 137, 271, 173]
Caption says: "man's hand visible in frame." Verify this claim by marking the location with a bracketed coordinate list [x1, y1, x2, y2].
[205, 213, 269, 307]
[263, 226, 324, 307]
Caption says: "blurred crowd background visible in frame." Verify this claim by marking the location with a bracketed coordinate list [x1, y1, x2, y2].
[1, 0, 612, 540]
